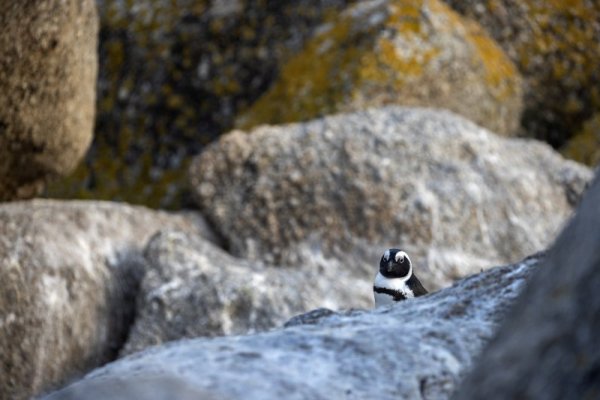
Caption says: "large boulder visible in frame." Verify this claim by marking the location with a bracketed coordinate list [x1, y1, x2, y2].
[121, 229, 369, 356]
[0, 200, 214, 400]
[190, 106, 591, 290]
[0, 0, 98, 200]
[454, 172, 600, 397]
[236, 0, 523, 137]
[47, 0, 356, 208]
[43, 253, 541, 400]
[444, 0, 600, 151]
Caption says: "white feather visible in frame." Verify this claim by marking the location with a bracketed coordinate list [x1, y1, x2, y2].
[383, 249, 390, 261]
[373, 271, 415, 308]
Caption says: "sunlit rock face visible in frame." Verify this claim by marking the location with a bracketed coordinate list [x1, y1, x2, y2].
[191, 106, 591, 290]
[236, 0, 523, 137]
[0, 0, 98, 201]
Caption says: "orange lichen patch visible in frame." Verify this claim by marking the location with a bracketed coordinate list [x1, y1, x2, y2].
[386, 0, 422, 33]
[432, 0, 519, 100]
[543, 0, 592, 16]
[237, 0, 521, 133]
[357, 36, 439, 90]
[235, 18, 363, 128]
[524, 0, 600, 140]
[451, 0, 600, 144]
[463, 24, 520, 100]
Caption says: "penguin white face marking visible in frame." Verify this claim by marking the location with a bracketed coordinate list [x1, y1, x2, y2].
[379, 248, 412, 280]
[395, 251, 407, 264]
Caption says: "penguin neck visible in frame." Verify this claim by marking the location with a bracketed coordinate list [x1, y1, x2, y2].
[380, 262, 412, 283]
[375, 269, 412, 290]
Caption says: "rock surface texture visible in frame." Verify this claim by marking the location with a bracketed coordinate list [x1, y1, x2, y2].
[121, 229, 368, 356]
[191, 107, 592, 290]
[454, 173, 600, 399]
[0, 201, 214, 400]
[48, 0, 356, 207]
[237, 0, 523, 137]
[43, 254, 541, 400]
[0, 0, 98, 200]
[444, 0, 600, 152]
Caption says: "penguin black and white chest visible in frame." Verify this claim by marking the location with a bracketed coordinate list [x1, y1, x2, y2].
[373, 248, 428, 307]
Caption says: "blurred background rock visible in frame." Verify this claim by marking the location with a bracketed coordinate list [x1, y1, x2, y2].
[1, 1, 599, 399]
[38, 0, 599, 208]
[0, 0, 98, 201]
[445, 0, 600, 153]
[46, 0, 359, 208]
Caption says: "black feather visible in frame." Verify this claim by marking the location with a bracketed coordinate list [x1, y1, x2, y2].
[407, 274, 428, 297]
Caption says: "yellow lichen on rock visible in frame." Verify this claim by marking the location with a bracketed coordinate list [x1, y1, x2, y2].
[444, 0, 600, 147]
[236, 0, 523, 136]
[235, 18, 359, 128]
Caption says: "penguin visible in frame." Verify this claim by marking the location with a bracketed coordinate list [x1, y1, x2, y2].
[373, 248, 428, 307]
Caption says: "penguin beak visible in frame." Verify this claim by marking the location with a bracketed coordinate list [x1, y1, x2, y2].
[386, 262, 393, 273]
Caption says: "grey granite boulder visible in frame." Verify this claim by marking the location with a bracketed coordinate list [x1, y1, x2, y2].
[121, 229, 370, 355]
[43, 253, 540, 400]
[0, 0, 98, 200]
[190, 106, 592, 290]
[0, 200, 214, 400]
[455, 172, 600, 399]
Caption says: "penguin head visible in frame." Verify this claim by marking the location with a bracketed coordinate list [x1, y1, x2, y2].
[379, 248, 412, 279]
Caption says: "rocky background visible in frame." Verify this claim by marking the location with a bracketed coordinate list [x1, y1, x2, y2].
[0, 1, 598, 399]
[40, 0, 600, 208]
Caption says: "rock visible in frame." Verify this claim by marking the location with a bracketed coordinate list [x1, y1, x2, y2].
[190, 106, 592, 290]
[121, 229, 370, 356]
[0, 0, 98, 201]
[0, 200, 214, 400]
[44, 374, 220, 400]
[42, 253, 540, 400]
[236, 0, 523, 137]
[454, 173, 600, 398]
[561, 112, 600, 167]
[283, 307, 340, 327]
[444, 0, 600, 149]
[47, 0, 357, 208]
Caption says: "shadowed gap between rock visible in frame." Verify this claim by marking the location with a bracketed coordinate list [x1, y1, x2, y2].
[103, 252, 148, 362]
